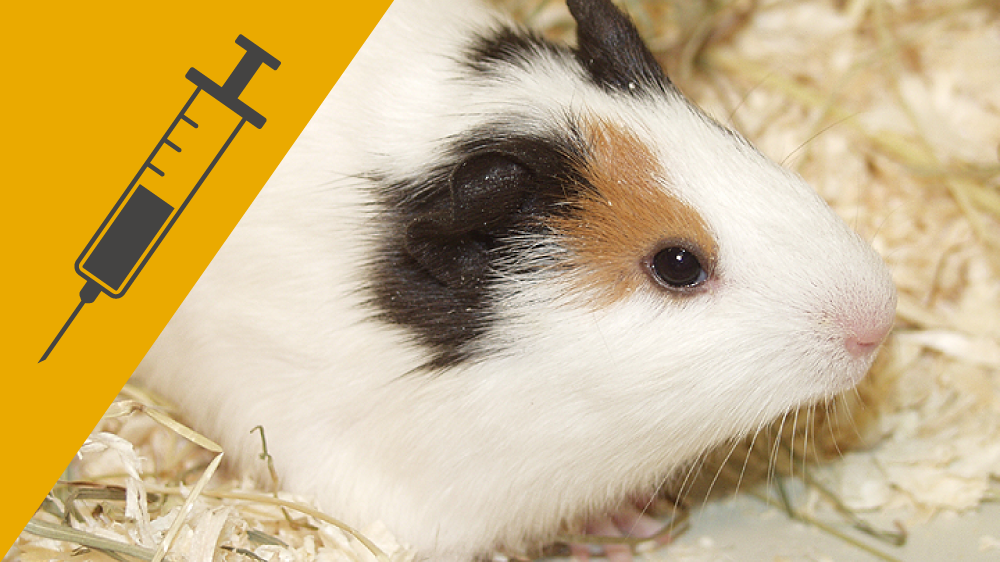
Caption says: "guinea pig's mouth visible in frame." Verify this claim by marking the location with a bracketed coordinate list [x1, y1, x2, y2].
[817, 336, 889, 397]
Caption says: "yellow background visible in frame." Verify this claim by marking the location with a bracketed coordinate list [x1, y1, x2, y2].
[2, 0, 393, 549]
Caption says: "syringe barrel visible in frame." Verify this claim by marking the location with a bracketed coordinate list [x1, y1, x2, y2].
[76, 186, 174, 296]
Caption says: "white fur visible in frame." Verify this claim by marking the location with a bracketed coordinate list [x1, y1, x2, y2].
[135, 1, 897, 560]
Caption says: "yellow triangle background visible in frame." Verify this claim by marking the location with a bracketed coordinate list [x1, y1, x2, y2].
[2, 0, 394, 549]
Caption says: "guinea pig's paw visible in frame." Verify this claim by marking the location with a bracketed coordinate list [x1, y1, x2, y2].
[568, 503, 671, 561]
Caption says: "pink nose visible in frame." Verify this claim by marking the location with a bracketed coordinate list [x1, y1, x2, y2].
[844, 312, 894, 358]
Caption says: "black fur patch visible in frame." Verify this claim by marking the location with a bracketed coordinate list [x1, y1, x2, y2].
[465, 0, 671, 97]
[367, 124, 586, 370]
[568, 0, 672, 95]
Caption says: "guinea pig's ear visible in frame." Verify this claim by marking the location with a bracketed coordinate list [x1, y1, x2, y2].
[567, 0, 670, 94]
[404, 153, 532, 289]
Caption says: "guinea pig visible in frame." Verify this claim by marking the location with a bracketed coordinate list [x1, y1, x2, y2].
[134, 0, 898, 559]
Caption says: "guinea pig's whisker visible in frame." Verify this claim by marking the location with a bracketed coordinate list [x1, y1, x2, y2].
[806, 403, 819, 469]
[588, 310, 615, 361]
[798, 405, 809, 473]
[627, 481, 666, 540]
[670, 458, 698, 512]
[767, 411, 790, 493]
[725, 67, 775, 128]
[701, 437, 743, 505]
[733, 422, 766, 495]
[779, 113, 859, 168]
[669, 452, 708, 525]
[868, 200, 908, 249]
[826, 398, 848, 460]
[799, 406, 812, 477]
[841, 389, 869, 447]
[789, 407, 802, 479]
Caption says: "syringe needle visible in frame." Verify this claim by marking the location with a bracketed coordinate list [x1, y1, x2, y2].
[39, 281, 102, 362]
[39, 301, 87, 362]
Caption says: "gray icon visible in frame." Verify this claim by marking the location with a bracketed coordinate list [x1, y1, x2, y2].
[40, 35, 280, 362]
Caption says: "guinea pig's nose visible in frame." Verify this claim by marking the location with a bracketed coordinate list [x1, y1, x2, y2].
[842, 305, 895, 358]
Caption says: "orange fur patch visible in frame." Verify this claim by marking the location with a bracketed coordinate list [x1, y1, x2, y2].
[551, 118, 718, 303]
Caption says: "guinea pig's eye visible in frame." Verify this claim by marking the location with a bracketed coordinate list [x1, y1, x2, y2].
[649, 246, 708, 289]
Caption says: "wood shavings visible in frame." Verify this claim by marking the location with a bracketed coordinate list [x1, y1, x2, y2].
[15, 395, 414, 562]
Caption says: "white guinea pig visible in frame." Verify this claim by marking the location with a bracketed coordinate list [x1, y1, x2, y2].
[135, 0, 897, 559]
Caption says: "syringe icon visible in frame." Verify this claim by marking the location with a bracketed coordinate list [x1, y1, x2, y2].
[40, 35, 280, 362]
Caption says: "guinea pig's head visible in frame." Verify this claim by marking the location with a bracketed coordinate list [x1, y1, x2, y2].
[367, 0, 896, 443]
